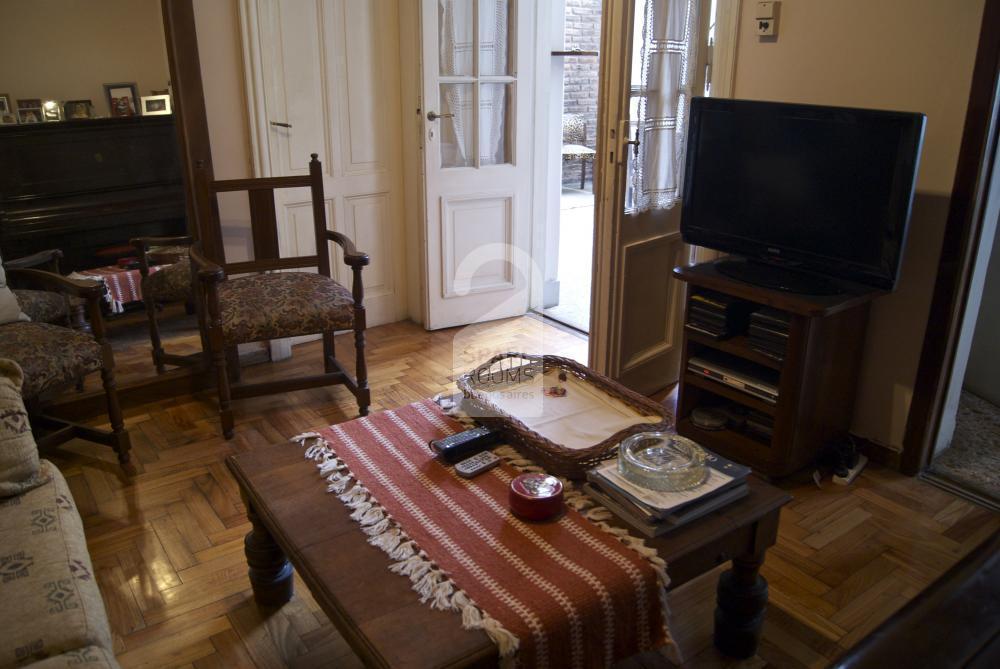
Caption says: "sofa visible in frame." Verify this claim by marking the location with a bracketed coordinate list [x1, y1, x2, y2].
[0, 359, 119, 668]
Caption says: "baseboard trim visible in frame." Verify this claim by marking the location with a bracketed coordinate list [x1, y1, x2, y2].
[852, 434, 903, 471]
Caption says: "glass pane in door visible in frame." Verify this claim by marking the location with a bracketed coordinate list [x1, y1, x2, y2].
[479, 82, 513, 165]
[439, 0, 474, 76]
[440, 83, 476, 168]
[478, 0, 512, 75]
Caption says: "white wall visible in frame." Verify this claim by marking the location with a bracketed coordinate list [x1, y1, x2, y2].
[731, 0, 986, 450]
[0, 0, 169, 117]
[192, 0, 255, 263]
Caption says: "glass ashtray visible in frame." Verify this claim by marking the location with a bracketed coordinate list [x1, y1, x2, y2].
[617, 432, 709, 492]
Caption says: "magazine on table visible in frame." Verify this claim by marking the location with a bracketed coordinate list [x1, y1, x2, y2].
[587, 451, 750, 521]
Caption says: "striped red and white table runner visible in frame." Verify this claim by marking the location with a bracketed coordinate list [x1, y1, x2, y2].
[298, 400, 672, 668]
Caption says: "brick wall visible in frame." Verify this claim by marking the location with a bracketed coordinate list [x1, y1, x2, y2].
[561, 0, 601, 189]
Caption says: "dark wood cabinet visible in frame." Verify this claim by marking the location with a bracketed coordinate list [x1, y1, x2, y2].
[0, 116, 187, 271]
[672, 262, 881, 478]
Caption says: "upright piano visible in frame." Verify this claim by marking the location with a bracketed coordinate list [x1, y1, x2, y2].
[0, 115, 187, 272]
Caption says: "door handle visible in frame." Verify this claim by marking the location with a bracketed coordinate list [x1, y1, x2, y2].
[269, 121, 292, 128]
[426, 111, 454, 122]
[624, 127, 640, 157]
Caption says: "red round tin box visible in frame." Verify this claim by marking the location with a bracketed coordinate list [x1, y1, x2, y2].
[509, 473, 564, 521]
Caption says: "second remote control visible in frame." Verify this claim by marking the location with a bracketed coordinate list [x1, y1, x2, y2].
[455, 451, 501, 478]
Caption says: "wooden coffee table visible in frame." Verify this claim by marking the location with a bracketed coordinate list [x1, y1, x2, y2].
[227, 441, 790, 668]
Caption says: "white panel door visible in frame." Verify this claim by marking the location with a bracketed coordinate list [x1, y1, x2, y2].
[421, 0, 535, 330]
[244, 0, 405, 329]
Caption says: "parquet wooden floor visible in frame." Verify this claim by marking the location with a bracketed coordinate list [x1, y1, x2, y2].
[44, 316, 998, 668]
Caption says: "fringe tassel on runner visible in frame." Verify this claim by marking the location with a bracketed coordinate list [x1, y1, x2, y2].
[293, 431, 521, 659]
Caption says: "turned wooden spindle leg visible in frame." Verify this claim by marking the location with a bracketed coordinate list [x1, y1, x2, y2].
[244, 503, 294, 607]
[714, 550, 768, 659]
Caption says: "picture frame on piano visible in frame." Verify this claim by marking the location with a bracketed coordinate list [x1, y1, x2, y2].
[0, 94, 15, 125]
[140, 94, 171, 116]
[103, 82, 138, 118]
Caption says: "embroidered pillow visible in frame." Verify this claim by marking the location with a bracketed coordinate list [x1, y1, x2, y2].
[0, 358, 45, 497]
[0, 259, 30, 325]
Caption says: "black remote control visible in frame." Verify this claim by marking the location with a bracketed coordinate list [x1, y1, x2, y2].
[429, 426, 502, 463]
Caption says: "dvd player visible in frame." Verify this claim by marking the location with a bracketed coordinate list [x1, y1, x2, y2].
[687, 354, 779, 404]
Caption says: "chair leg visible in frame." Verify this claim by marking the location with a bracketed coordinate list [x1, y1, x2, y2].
[323, 331, 336, 374]
[211, 342, 235, 439]
[144, 297, 166, 374]
[99, 364, 132, 467]
[226, 346, 241, 384]
[580, 159, 586, 190]
[353, 315, 370, 417]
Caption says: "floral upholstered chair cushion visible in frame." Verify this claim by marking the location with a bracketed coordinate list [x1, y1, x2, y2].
[145, 256, 193, 304]
[10, 290, 70, 325]
[0, 323, 102, 399]
[218, 271, 354, 345]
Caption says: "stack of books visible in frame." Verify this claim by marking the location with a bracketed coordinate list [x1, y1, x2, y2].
[685, 290, 753, 340]
[747, 307, 790, 362]
[584, 453, 751, 537]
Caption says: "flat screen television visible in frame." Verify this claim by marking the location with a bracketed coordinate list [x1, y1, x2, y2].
[680, 98, 925, 294]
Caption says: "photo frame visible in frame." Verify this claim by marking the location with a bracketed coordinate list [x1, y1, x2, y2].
[16, 99, 42, 124]
[63, 100, 94, 120]
[41, 100, 63, 122]
[140, 94, 172, 116]
[103, 82, 138, 118]
[0, 94, 15, 125]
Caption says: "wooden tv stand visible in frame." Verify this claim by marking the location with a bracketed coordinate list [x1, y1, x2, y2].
[672, 261, 882, 478]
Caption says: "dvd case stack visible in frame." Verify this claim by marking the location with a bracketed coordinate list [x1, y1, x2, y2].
[747, 307, 790, 361]
[686, 290, 753, 340]
[584, 453, 751, 538]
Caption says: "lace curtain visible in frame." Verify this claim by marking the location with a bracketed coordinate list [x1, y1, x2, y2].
[438, 0, 510, 167]
[629, 0, 700, 213]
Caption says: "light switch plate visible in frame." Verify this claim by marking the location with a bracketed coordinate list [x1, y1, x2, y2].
[755, 1, 775, 19]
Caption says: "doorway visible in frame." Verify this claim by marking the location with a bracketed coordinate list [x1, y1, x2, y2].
[926, 224, 1000, 509]
[538, 0, 603, 334]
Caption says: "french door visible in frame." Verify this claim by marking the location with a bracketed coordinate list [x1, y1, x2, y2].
[420, 0, 536, 330]
[589, 0, 712, 394]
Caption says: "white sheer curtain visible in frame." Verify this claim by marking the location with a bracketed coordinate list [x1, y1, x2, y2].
[438, 0, 510, 167]
[629, 0, 699, 213]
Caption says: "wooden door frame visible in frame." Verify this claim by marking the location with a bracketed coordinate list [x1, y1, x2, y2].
[162, 0, 218, 259]
[901, 0, 1000, 475]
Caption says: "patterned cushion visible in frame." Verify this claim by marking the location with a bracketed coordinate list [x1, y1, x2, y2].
[0, 359, 45, 499]
[12, 290, 68, 325]
[0, 323, 102, 399]
[218, 272, 354, 345]
[0, 461, 115, 668]
[145, 257, 192, 304]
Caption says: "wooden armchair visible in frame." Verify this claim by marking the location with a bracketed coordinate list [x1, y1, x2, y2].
[0, 267, 131, 467]
[4, 249, 88, 330]
[189, 154, 370, 438]
[130, 235, 198, 373]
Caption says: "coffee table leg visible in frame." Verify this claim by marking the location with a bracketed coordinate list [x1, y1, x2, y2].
[244, 502, 294, 607]
[713, 549, 768, 658]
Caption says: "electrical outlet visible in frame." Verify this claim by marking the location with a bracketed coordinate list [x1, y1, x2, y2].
[757, 18, 775, 36]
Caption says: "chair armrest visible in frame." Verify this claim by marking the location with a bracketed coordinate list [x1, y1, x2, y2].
[5, 268, 103, 302]
[325, 231, 370, 267]
[4, 248, 63, 273]
[189, 245, 226, 283]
